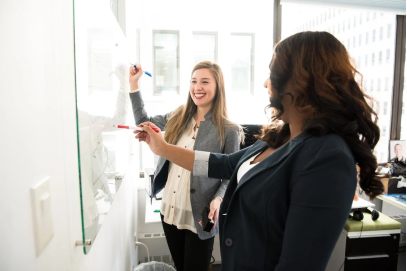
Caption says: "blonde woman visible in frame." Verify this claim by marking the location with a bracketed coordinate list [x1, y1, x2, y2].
[129, 61, 241, 271]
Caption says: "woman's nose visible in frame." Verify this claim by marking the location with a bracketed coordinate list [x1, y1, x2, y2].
[264, 78, 270, 88]
[195, 83, 203, 90]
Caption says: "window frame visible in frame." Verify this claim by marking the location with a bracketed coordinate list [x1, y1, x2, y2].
[390, 15, 406, 140]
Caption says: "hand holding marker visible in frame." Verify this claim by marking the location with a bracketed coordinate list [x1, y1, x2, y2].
[131, 64, 152, 77]
[113, 124, 160, 133]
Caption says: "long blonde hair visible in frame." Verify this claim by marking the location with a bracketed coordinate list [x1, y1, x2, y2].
[164, 61, 234, 146]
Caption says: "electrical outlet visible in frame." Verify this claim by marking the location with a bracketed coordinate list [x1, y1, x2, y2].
[30, 177, 54, 256]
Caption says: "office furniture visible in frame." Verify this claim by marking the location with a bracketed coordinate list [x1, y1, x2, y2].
[240, 124, 262, 149]
[351, 197, 375, 209]
[326, 212, 401, 271]
[377, 194, 406, 211]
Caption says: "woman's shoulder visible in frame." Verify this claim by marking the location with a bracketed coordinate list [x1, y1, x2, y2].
[223, 122, 244, 140]
[223, 120, 241, 131]
[302, 133, 353, 158]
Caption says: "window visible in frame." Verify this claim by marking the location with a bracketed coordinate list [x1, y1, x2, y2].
[347, 39, 350, 49]
[377, 78, 381, 91]
[366, 12, 370, 22]
[372, 30, 376, 42]
[365, 54, 368, 67]
[192, 32, 217, 65]
[378, 51, 382, 65]
[380, 27, 383, 40]
[386, 49, 391, 62]
[230, 33, 254, 93]
[366, 32, 369, 44]
[388, 24, 392, 38]
[153, 31, 179, 94]
[354, 16, 357, 27]
[371, 52, 375, 66]
[371, 79, 374, 92]
[385, 77, 389, 91]
[359, 34, 362, 47]
[353, 36, 356, 48]
[132, 1, 276, 167]
[383, 101, 388, 115]
[382, 125, 387, 138]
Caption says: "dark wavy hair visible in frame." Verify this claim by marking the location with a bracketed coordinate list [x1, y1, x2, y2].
[259, 31, 384, 199]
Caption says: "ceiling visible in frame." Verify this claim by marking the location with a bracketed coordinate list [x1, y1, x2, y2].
[280, 0, 406, 15]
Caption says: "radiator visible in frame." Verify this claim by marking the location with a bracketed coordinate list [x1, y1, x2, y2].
[137, 232, 174, 265]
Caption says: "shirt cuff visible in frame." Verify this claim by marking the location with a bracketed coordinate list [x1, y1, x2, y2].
[130, 89, 140, 93]
[193, 151, 210, 177]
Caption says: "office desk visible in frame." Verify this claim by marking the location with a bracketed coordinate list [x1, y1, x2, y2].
[377, 194, 406, 210]
[351, 197, 375, 209]
[326, 211, 401, 271]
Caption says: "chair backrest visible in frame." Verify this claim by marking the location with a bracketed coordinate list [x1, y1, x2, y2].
[240, 124, 262, 149]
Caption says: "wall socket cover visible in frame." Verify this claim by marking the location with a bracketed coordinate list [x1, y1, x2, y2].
[30, 176, 54, 256]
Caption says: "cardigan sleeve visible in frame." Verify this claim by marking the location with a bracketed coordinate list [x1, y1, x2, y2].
[129, 91, 171, 130]
[213, 126, 241, 200]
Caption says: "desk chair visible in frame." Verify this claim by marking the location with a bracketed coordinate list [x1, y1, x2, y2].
[240, 124, 262, 150]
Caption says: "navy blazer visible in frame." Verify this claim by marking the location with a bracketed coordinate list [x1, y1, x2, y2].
[202, 133, 356, 270]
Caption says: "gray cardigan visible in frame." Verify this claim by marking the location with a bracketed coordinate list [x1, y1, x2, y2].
[130, 91, 240, 239]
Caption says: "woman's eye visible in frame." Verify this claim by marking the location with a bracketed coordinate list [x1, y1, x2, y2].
[203, 81, 208, 84]
[191, 81, 196, 83]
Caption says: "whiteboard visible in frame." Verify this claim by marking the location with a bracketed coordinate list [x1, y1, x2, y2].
[74, 0, 133, 253]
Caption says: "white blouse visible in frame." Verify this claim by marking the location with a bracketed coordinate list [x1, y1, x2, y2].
[236, 152, 261, 183]
[160, 118, 198, 233]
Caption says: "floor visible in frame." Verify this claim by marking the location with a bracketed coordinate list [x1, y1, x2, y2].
[210, 246, 406, 271]
[398, 246, 406, 271]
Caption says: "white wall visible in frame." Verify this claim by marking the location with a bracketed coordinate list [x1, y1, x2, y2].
[0, 1, 139, 270]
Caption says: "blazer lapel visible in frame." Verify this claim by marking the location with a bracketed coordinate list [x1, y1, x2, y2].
[219, 141, 268, 213]
[236, 133, 311, 190]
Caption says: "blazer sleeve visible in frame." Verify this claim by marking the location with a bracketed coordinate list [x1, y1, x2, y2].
[213, 126, 241, 200]
[129, 91, 171, 130]
[275, 146, 356, 271]
[194, 145, 248, 180]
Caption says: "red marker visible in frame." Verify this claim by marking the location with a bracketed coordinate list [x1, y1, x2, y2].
[113, 124, 160, 133]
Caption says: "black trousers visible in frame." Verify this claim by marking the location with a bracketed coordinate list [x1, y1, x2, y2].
[161, 215, 214, 271]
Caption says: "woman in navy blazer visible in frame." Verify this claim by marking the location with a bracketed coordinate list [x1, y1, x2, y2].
[134, 32, 384, 270]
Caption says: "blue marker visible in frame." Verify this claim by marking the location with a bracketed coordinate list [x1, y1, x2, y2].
[132, 64, 152, 77]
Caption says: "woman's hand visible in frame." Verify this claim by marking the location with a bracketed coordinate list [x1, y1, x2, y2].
[199, 197, 222, 230]
[129, 63, 143, 90]
[134, 122, 167, 157]
[209, 197, 222, 229]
